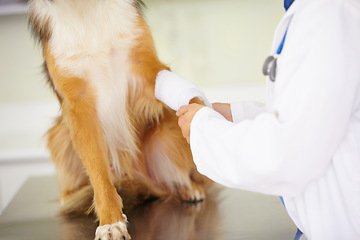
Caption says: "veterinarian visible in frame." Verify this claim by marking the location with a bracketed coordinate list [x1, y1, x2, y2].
[154, 0, 360, 239]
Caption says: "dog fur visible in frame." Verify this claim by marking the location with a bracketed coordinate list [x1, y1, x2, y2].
[28, 0, 211, 239]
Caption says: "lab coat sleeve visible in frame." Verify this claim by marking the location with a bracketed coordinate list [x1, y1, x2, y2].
[189, 2, 360, 197]
[230, 101, 266, 123]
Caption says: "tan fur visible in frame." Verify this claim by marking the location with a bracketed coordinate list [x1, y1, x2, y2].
[29, 1, 211, 238]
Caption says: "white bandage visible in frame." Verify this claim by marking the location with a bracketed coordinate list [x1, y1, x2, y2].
[155, 70, 212, 111]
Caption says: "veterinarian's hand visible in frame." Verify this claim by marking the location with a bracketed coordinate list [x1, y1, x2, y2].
[176, 104, 205, 143]
[212, 102, 233, 122]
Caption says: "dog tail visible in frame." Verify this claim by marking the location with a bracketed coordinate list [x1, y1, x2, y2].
[114, 177, 168, 210]
[58, 185, 94, 217]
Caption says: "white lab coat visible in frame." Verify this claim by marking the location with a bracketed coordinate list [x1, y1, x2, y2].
[189, 0, 360, 239]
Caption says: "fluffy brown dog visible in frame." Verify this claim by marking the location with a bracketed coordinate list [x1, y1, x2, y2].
[28, 1, 211, 239]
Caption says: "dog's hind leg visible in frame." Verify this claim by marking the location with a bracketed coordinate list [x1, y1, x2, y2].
[43, 46, 130, 240]
[143, 110, 209, 203]
[47, 117, 91, 209]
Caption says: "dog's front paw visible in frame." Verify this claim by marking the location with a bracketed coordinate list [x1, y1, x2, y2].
[95, 218, 131, 240]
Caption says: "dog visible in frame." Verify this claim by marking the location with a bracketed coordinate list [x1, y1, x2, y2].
[28, 0, 211, 239]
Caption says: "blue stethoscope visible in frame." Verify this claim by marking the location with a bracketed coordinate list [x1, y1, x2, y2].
[262, 30, 288, 81]
[262, 0, 294, 82]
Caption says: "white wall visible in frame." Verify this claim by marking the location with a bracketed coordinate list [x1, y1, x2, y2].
[0, 0, 284, 213]
[0, 14, 55, 104]
[146, 0, 283, 87]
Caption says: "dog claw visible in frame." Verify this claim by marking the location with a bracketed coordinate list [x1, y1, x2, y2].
[95, 221, 130, 240]
[180, 186, 206, 203]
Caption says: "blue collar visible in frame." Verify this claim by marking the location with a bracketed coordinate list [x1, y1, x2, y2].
[284, 0, 295, 10]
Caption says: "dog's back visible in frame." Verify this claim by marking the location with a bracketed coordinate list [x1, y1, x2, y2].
[29, 1, 211, 239]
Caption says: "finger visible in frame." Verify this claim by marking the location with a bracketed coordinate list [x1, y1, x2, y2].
[177, 103, 203, 117]
[177, 115, 183, 128]
[178, 115, 190, 140]
[177, 115, 185, 133]
[176, 105, 190, 117]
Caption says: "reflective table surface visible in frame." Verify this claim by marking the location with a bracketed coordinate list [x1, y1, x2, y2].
[0, 176, 297, 240]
